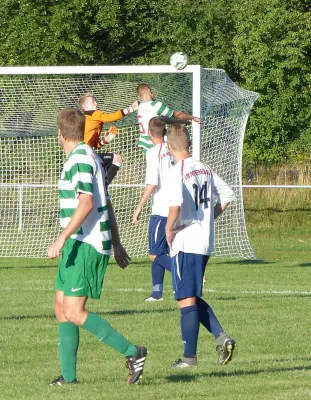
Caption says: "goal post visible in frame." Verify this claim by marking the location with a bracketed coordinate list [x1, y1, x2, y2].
[0, 65, 259, 259]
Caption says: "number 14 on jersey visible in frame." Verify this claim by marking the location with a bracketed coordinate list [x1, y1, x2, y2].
[193, 182, 210, 211]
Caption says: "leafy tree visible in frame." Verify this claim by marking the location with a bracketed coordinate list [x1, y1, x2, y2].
[0, 0, 161, 65]
[0, 0, 310, 163]
[137, 0, 238, 79]
[233, 0, 311, 162]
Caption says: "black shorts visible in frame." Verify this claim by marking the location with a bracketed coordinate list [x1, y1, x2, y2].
[98, 152, 114, 168]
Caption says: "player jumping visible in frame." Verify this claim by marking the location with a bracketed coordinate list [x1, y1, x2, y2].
[79, 93, 139, 184]
[136, 83, 200, 155]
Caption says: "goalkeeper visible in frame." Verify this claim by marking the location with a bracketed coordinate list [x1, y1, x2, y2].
[79, 93, 139, 184]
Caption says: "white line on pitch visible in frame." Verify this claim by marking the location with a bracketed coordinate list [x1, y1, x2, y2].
[0, 287, 311, 296]
[116, 288, 311, 296]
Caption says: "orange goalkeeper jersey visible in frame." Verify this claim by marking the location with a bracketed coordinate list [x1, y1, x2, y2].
[84, 109, 123, 149]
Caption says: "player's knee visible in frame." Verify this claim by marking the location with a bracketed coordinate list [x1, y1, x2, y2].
[63, 308, 84, 326]
[148, 254, 156, 262]
[113, 153, 122, 165]
[54, 301, 63, 320]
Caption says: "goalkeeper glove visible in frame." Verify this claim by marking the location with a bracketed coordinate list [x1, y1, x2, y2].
[122, 100, 140, 116]
[99, 126, 119, 146]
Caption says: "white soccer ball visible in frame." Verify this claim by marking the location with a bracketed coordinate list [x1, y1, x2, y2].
[170, 52, 188, 70]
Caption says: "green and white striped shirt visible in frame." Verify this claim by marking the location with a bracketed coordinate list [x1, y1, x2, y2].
[59, 142, 112, 255]
[137, 100, 174, 154]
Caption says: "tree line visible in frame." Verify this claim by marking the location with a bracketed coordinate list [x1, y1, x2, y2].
[0, 0, 310, 164]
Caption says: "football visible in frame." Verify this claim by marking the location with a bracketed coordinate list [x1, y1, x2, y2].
[170, 52, 188, 70]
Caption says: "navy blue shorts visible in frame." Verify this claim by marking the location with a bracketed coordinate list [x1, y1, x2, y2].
[172, 252, 209, 300]
[98, 152, 114, 168]
[148, 215, 170, 256]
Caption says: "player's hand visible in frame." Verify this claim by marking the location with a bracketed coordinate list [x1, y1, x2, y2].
[122, 101, 140, 116]
[130, 100, 140, 112]
[192, 116, 201, 123]
[48, 236, 66, 259]
[132, 206, 142, 225]
[165, 229, 176, 251]
[114, 244, 131, 269]
[99, 126, 118, 146]
[165, 225, 185, 250]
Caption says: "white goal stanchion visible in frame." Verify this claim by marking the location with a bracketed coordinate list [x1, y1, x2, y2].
[0, 66, 258, 258]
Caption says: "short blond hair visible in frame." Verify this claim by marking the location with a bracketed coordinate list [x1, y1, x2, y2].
[79, 92, 95, 111]
[167, 124, 191, 151]
[57, 108, 85, 141]
[149, 116, 166, 138]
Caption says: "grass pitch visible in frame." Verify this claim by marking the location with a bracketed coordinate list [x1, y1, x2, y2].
[0, 224, 310, 400]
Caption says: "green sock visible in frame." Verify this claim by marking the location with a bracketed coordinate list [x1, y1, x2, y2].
[82, 312, 137, 357]
[58, 322, 79, 382]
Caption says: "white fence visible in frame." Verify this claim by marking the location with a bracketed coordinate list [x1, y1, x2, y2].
[1, 183, 309, 233]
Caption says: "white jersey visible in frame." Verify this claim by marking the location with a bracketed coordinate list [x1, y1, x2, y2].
[168, 157, 235, 256]
[59, 142, 112, 255]
[145, 142, 172, 217]
[137, 100, 174, 154]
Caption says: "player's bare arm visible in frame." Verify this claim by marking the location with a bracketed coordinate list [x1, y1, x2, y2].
[165, 205, 181, 250]
[48, 192, 94, 259]
[107, 199, 131, 269]
[132, 184, 157, 224]
[173, 110, 201, 123]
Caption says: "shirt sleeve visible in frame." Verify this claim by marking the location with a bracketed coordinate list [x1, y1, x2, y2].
[70, 156, 94, 196]
[96, 109, 123, 123]
[168, 166, 183, 207]
[154, 101, 174, 118]
[145, 148, 159, 185]
[212, 172, 235, 204]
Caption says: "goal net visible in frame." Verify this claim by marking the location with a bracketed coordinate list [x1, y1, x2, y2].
[0, 66, 258, 258]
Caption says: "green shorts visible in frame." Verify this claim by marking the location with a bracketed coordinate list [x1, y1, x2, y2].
[55, 237, 110, 299]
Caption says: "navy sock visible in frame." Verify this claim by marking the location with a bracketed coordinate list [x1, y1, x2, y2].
[155, 254, 172, 272]
[151, 260, 165, 298]
[196, 297, 223, 337]
[180, 305, 200, 358]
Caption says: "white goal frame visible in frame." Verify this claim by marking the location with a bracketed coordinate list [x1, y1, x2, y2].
[0, 65, 258, 259]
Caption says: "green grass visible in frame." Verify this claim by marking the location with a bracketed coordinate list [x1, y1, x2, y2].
[0, 223, 311, 400]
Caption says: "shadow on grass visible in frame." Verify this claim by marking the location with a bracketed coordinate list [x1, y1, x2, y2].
[212, 293, 311, 300]
[0, 265, 57, 270]
[0, 261, 149, 270]
[300, 262, 311, 268]
[211, 260, 273, 265]
[0, 307, 175, 321]
[0, 259, 150, 270]
[246, 208, 311, 213]
[166, 361, 311, 382]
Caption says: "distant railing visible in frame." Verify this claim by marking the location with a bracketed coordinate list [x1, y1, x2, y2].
[1, 183, 310, 232]
[241, 185, 311, 188]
